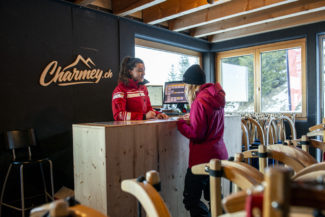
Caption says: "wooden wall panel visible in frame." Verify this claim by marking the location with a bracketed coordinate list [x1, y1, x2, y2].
[158, 121, 190, 217]
[73, 125, 108, 214]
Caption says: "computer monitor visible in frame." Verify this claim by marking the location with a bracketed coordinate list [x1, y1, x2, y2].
[163, 81, 188, 104]
[146, 85, 163, 107]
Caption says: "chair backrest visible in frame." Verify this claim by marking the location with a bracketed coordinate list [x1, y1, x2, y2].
[267, 144, 317, 167]
[121, 170, 172, 217]
[242, 144, 316, 173]
[6, 128, 37, 149]
[242, 117, 265, 146]
[191, 159, 263, 217]
[241, 121, 249, 152]
[223, 166, 325, 216]
[292, 162, 325, 180]
[5, 128, 37, 160]
[265, 167, 325, 216]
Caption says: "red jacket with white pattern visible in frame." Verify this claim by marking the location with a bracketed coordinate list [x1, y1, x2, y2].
[177, 83, 229, 168]
[112, 79, 159, 121]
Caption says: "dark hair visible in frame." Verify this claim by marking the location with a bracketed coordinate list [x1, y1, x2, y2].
[118, 56, 144, 85]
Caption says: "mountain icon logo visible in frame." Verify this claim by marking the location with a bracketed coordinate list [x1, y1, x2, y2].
[40, 55, 113, 87]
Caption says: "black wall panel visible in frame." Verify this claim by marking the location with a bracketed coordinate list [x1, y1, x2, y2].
[0, 0, 120, 190]
[0, 0, 209, 194]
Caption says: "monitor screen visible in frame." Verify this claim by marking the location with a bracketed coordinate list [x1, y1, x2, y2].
[146, 85, 163, 107]
[163, 81, 188, 104]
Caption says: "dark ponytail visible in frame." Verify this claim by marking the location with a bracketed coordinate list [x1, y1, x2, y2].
[119, 56, 144, 85]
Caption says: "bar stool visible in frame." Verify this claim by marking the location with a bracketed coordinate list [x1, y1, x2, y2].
[0, 128, 54, 217]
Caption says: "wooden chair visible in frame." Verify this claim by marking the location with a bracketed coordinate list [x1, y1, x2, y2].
[291, 162, 325, 180]
[241, 144, 317, 173]
[241, 121, 249, 152]
[222, 167, 325, 217]
[121, 168, 259, 217]
[238, 148, 324, 183]
[191, 159, 264, 217]
[264, 115, 297, 145]
[242, 117, 265, 147]
[30, 198, 108, 217]
[121, 170, 172, 217]
[286, 119, 325, 161]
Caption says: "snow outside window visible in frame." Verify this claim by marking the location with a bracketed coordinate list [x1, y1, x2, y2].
[135, 46, 199, 86]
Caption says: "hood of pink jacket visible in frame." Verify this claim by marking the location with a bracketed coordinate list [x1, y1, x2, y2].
[196, 83, 225, 110]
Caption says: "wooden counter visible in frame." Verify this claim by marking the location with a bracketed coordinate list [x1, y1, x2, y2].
[73, 115, 241, 217]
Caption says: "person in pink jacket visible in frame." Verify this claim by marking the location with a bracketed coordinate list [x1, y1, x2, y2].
[177, 64, 228, 217]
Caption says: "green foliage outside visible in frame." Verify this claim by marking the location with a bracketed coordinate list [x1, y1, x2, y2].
[261, 50, 288, 97]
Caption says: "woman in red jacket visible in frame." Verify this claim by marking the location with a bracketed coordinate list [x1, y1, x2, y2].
[177, 64, 228, 217]
[112, 57, 168, 121]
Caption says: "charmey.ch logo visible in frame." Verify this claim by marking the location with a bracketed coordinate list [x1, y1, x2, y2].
[40, 55, 113, 86]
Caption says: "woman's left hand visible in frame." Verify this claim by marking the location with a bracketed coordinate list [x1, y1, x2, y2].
[157, 113, 169, 119]
[183, 113, 190, 120]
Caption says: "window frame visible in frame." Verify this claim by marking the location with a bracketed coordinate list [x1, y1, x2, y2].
[135, 38, 202, 66]
[319, 34, 325, 119]
[216, 38, 306, 118]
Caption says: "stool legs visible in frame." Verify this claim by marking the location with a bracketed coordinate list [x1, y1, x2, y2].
[20, 165, 25, 217]
[0, 164, 13, 217]
[48, 160, 54, 201]
[40, 160, 54, 201]
[0, 161, 54, 217]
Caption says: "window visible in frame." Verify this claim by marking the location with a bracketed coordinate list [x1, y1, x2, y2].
[217, 38, 306, 118]
[135, 38, 201, 85]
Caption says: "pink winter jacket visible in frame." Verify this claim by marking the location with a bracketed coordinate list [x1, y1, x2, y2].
[177, 83, 228, 168]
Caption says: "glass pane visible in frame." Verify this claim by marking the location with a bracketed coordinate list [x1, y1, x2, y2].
[261, 48, 302, 113]
[135, 46, 199, 85]
[221, 55, 254, 113]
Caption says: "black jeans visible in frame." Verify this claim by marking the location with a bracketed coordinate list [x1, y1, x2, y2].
[183, 168, 211, 217]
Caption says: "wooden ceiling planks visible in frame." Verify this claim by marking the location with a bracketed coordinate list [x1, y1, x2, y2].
[142, 0, 231, 25]
[70, 0, 325, 43]
[168, 0, 298, 32]
[192, 0, 325, 38]
[209, 9, 325, 43]
[88, 0, 111, 10]
[75, 0, 96, 6]
[111, 0, 166, 16]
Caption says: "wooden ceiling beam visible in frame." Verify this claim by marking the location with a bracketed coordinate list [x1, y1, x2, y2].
[89, 0, 111, 10]
[209, 10, 325, 43]
[192, 0, 325, 38]
[112, 0, 166, 17]
[169, 0, 297, 32]
[75, 0, 96, 6]
[142, 0, 231, 25]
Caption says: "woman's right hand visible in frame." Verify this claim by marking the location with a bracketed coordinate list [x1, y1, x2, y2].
[146, 111, 156, 119]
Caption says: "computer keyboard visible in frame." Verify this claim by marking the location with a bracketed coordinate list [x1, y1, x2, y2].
[164, 112, 180, 116]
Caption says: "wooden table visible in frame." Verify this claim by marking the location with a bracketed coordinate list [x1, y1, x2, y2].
[73, 115, 241, 217]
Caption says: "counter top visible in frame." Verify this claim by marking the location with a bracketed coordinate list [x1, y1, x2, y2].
[73, 115, 239, 127]
[73, 117, 179, 127]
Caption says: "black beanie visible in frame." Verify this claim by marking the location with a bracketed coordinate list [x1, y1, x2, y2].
[183, 64, 206, 85]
